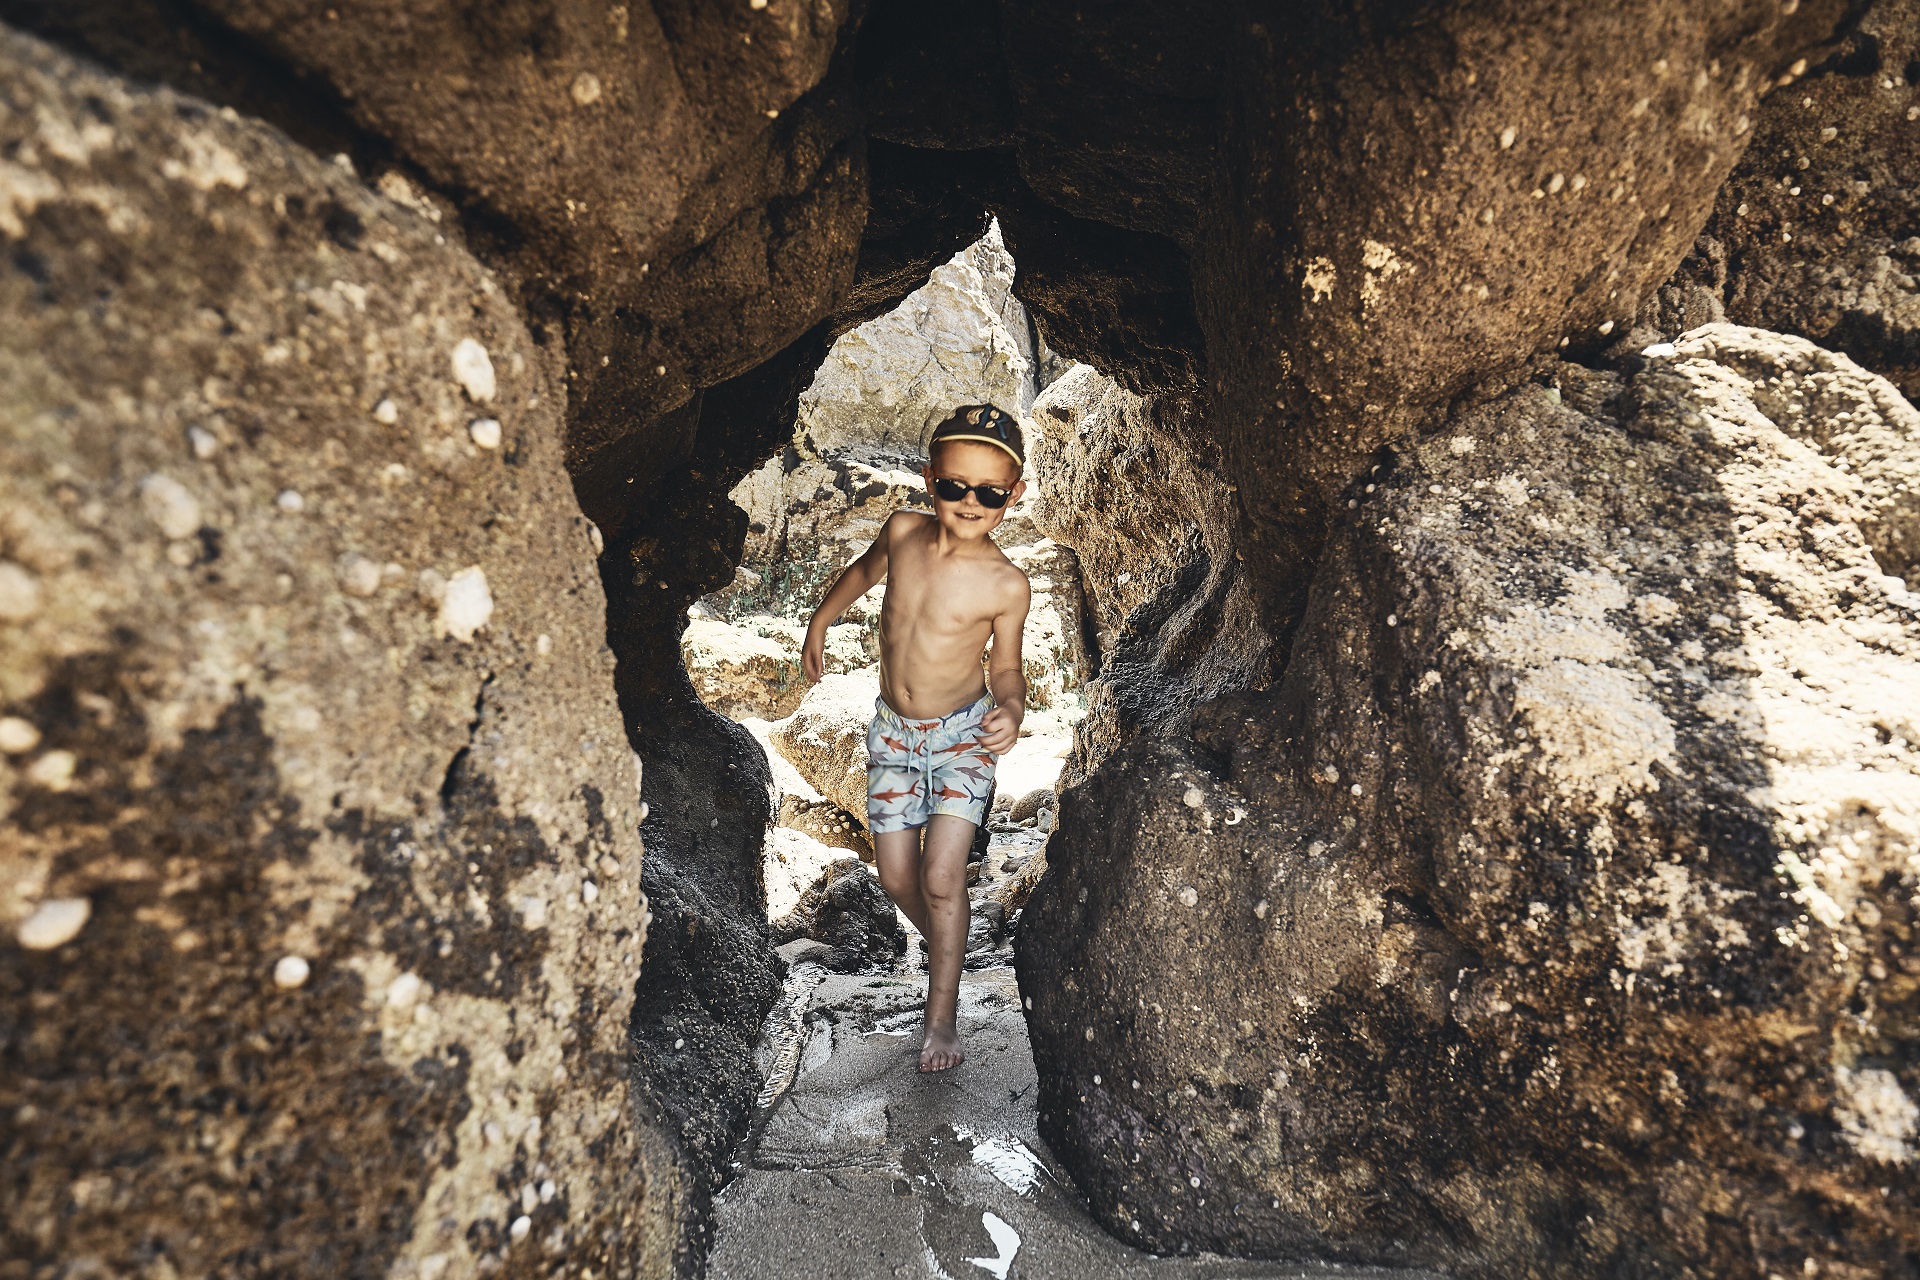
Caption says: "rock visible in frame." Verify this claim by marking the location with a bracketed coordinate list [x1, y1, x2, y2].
[762, 826, 848, 923]
[1671, 0, 1920, 401]
[682, 616, 807, 719]
[774, 937, 837, 969]
[1007, 788, 1056, 825]
[0, 32, 664, 1279]
[770, 858, 907, 974]
[1019, 328, 1920, 1278]
[798, 225, 1036, 458]
[777, 795, 874, 861]
[771, 672, 881, 822]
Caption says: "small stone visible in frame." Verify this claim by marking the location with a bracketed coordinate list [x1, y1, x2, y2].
[17, 898, 90, 950]
[338, 553, 383, 597]
[1084, 1026, 1094, 1041]
[1178, 886, 1198, 907]
[26, 750, 76, 791]
[140, 473, 202, 539]
[0, 562, 41, 621]
[273, 955, 311, 989]
[536, 633, 553, 656]
[0, 717, 42, 754]
[1350, 783, 1363, 796]
[468, 417, 502, 449]
[275, 489, 305, 513]
[1093, 1074, 1102, 1085]
[539, 1179, 556, 1204]
[372, 397, 399, 425]
[438, 566, 494, 642]
[582, 880, 599, 905]
[518, 896, 548, 929]
[571, 72, 603, 106]
[1597, 320, 1615, 335]
[187, 425, 220, 458]
[1498, 125, 1517, 149]
[1182, 786, 1204, 808]
[1189, 1176, 1202, 1188]
[483, 1121, 504, 1146]
[451, 338, 497, 403]
[509, 1215, 531, 1244]
[598, 853, 621, 877]
[587, 521, 604, 554]
[520, 1183, 539, 1213]
[1254, 899, 1269, 920]
[386, 972, 423, 1008]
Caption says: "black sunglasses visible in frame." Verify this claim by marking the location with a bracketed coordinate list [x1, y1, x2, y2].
[930, 476, 1014, 509]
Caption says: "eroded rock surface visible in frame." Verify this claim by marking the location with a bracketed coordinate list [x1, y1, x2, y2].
[768, 857, 906, 974]
[0, 31, 664, 1278]
[1020, 328, 1920, 1278]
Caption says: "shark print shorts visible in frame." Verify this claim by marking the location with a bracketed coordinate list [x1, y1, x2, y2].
[865, 693, 997, 834]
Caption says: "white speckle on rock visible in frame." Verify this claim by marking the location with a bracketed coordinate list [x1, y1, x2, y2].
[140, 473, 202, 540]
[1182, 785, 1204, 808]
[337, 553, 383, 598]
[0, 716, 42, 754]
[582, 880, 599, 905]
[1387, 613, 1399, 627]
[0, 562, 41, 621]
[509, 1215, 531, 1244]
[438, 566, 494, 642]
[372, 397, 399, 425]
[518, 896, 548, 929]
[1178, 886, 1198, 907]
[1641, 342, 1678, 358]
[26, 750, 76, 791]
[1084, 1026, 1094, 1042]
[451, 338, 497, 403]
[468, 417, 502, 449]
[539, 1179, 556, 1204]
[1448, 434, 1477, 455]
[1092, 1074, 1102, 1085]
[1498, 125, 1517, 149]
[275, 489, 305, 513]
[536, 633, 552, 656]
[187, 424, 220, 458]
[273, 954, 311, 989]
[386, 972, 423, 1008]
[483, 1121, 504, 1146]
[520, 1182, 539, 1213]
[1350, 783, 1363, 797]
[674, 1037, 685, 1050]
[17, 898, 90, 950]
[1598, 320, 1615, 335]
[587, 521, 604, 554]
[1189, 1175, 1202, 1188]
[1834, 1067, 1917, 1164]
[571, 72, 603, 105]
[1302, 256, 1337, 302]
[1254, 899, 1269, 919]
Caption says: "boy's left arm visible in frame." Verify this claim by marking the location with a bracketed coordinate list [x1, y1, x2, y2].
[979, 574, 1031, 755]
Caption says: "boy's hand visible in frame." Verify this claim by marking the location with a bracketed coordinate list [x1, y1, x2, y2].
[801, 627, 826, 683]
[979, 703, 1022, 755]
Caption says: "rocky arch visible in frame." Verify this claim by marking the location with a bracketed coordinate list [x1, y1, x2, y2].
[4, 2, 1918, 1279]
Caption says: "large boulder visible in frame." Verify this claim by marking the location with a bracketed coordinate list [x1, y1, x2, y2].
[0, 30, 668, 1279]
[770, 672, 879, 823]
[769, 858, 907, 974]
[1018, 327, 1920, 1278]
[1671, 0, 1920, 401]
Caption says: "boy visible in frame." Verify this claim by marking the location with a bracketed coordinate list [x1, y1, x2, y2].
[801, 404, 1032, 1072]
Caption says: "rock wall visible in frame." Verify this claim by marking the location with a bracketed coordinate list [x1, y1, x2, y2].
[0, 30, 671, 1278]
[1019, 328, 1920, 1278]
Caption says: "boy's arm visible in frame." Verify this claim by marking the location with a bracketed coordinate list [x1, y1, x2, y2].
[978, 573, 1031, 754]
[801, 517, 892, 681]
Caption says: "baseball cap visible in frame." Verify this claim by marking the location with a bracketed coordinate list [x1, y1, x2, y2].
[928, 403, 1024, 468]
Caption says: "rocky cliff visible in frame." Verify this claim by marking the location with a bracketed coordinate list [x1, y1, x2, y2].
[5, 1, 1919, 1278]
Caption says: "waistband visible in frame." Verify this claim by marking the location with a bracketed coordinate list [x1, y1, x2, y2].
[874, 691, 992, 730]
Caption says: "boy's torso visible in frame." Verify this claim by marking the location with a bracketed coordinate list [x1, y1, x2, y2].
[876, 511, 1020, 719]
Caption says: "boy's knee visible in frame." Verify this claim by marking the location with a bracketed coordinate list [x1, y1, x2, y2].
[922, 879, 965, 911]
[877, 865, 919, 901]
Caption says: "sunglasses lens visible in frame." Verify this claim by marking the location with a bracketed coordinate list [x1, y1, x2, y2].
[975, 485, 1011, 509]
[933, 477, 968, 502]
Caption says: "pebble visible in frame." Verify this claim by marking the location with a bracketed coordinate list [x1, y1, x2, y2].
[372, 397, 399, 425]
[273, 954, 311, 989]
[438, 566, 494, 642]
[582, 880, 599, 905]
[26, 750, 76, 791]
[571, 72, 603, 106]
[509, 1215, 531, 1244]
[386, 972, 423, 1008]
[539, 1179, 556, 1204]
[451, 338, 497, 403]
[337, 553, 383, 597]
[18, 898, 90, 950]
[1182, 786, 1204, 808]
[1178, 886, 1198, 907]
[468, 417, 502, 449]
[0, 716, 42, 754]
[537, 633, 553, 655]
[275, 489, 305, 513]
[187, 425, 220, 458]
[140, 473, 202, 540]
[0, 562, 41, 620]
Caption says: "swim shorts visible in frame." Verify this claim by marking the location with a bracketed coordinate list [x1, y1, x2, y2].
[865, 693, 997, 834]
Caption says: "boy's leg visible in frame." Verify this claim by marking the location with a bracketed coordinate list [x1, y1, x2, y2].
[916, 813, 974, 1072]
[873, 826, 932, 936]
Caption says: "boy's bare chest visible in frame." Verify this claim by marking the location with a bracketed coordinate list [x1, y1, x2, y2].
[886, 542, 997, 632]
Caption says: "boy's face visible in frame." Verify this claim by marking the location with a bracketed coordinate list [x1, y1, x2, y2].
[923, 440, 1026, 541]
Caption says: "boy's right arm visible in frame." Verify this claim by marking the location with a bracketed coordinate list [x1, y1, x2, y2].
[802, 517, 892, 681]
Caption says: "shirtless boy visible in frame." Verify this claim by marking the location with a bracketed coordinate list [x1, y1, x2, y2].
[801, 404, 1031, 1072]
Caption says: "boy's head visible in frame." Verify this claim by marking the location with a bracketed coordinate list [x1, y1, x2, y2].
[923, 404, 1026, 539]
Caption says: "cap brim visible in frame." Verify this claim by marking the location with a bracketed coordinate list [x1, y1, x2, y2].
[930, 434, 1024, 467]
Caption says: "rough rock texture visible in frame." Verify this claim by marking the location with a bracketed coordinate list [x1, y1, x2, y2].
[768, 857, 906, 974]
[1020, 327, 1920, 1278]
[1673, 0, 1920, 400]
[0, 31, 666, 1278]
[797, 226, 1035, 458]
[1027, 366, 1271, 782]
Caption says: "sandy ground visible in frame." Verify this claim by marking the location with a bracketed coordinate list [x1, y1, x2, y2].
[709, 962, 1446, 1280]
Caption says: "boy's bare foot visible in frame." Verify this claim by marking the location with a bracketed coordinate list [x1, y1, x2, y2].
[919, 1022, 965, 1072]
